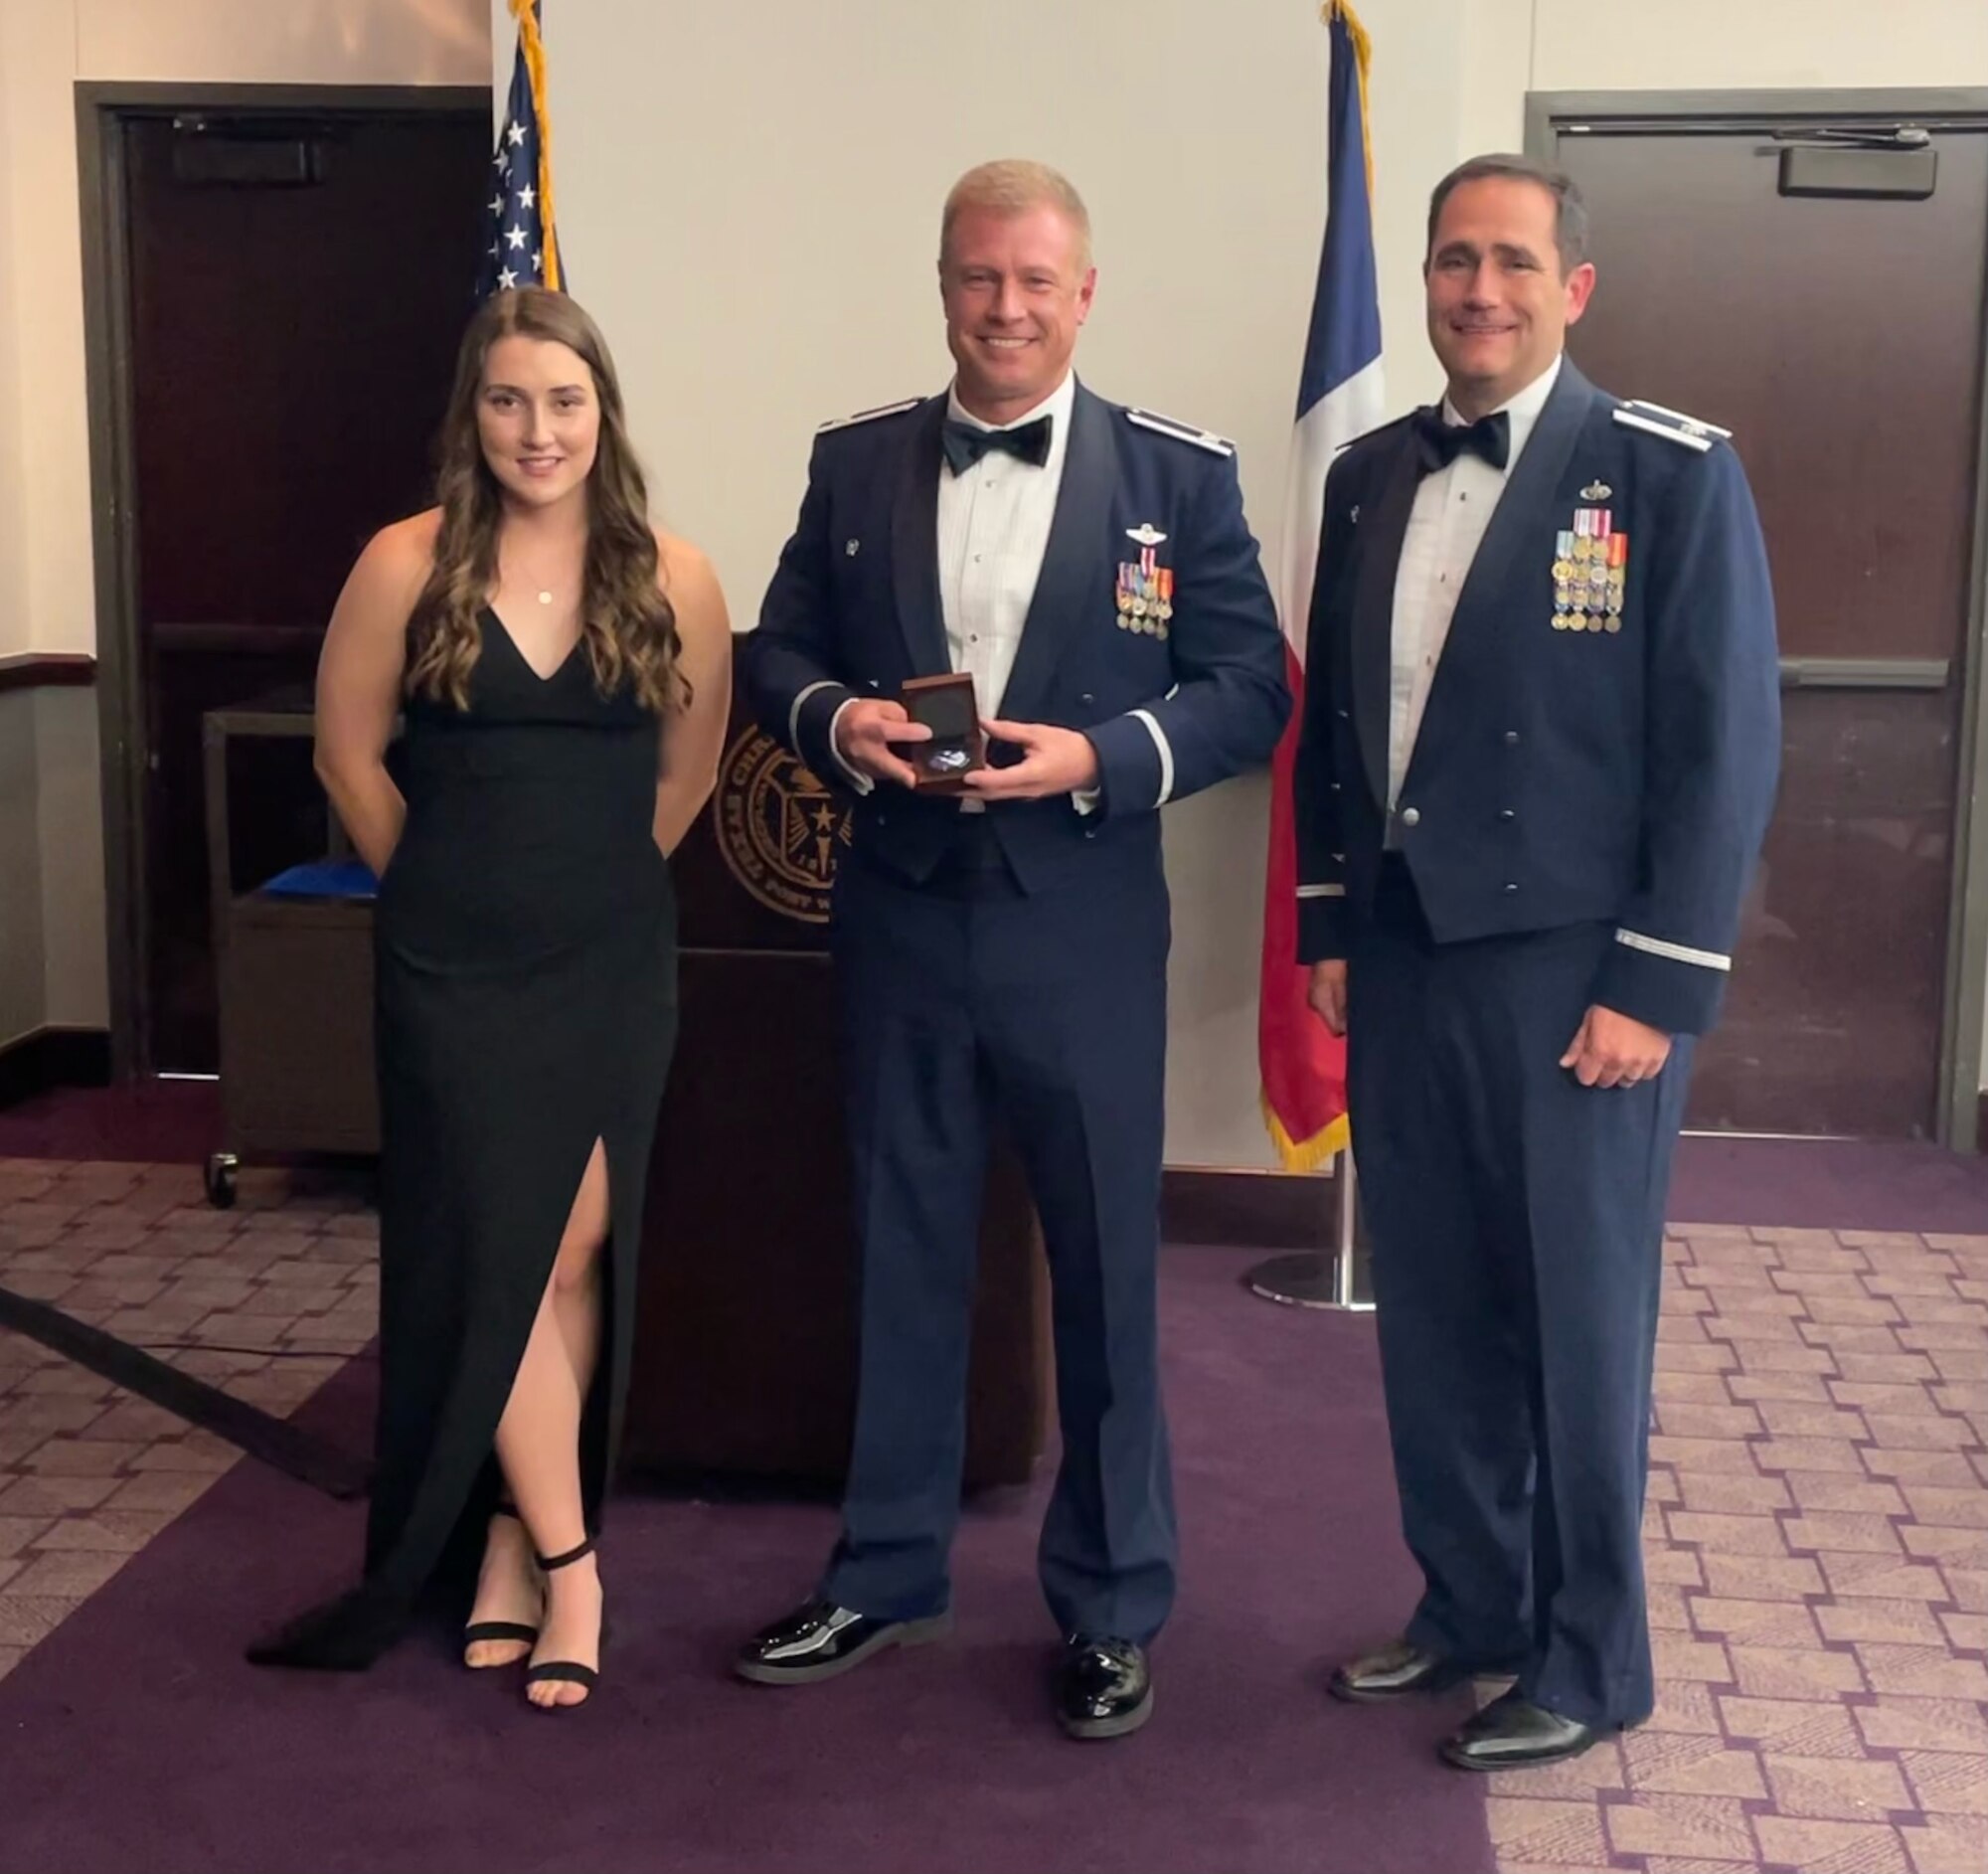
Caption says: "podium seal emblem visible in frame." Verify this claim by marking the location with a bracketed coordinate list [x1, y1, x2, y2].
[715, 727, 852, 924]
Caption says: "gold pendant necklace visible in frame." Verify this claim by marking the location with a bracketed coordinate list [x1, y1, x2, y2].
[505, 545, 565, 608]
[510, 565, 557, 606]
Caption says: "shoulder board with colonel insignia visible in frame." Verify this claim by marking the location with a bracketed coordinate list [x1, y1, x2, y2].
[1335, 410, 1414, 455]
[1611, 398, 1731, 453]
[816, 398, 922, 434]
[1126, 408, 1235, 456]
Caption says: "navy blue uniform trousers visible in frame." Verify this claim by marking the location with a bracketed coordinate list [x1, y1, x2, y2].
[1347, 861, 1690, 1728]
[821, 832, 1177, 1645]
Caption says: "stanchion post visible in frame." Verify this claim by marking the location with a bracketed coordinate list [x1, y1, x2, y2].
[1242, 1147, 1374, 1312]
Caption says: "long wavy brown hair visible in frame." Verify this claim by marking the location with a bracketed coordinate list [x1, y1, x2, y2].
[405, 288, 683, 714]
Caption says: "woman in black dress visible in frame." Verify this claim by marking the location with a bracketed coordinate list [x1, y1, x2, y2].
[252, 288, 730, 1708]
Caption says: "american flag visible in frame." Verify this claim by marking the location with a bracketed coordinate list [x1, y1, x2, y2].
[477, 0, 565, 298]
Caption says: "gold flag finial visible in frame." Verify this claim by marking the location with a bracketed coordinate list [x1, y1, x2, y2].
[509, 0, 561, 289]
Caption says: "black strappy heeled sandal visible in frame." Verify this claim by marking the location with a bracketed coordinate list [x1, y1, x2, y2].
[461, 1504, 542, 1668]
[524, 1536, 605, 1708]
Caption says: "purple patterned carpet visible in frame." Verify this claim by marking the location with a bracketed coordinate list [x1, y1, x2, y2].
[2, 1088, 1984, 1872]
[0, 1238, 1490, 1874]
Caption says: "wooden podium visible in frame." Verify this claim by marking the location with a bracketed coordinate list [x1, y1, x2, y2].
[620, 657, 1053, 1489]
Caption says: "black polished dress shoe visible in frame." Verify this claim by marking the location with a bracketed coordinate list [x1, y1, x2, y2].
[1056, 1636, 1152, 1740]
[1329, 1637, 1513, 1703]
[1437, 1688, 1609, 1771]
[733, 1597, 951, 1686]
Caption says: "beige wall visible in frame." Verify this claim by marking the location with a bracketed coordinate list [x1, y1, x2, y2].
[0, 0, 488, 1051]
[76, 0, 489, 85]
[0, 1, 87, 663]
[538, 0, 1507, 1168]
[0, 9, 28, 663]
[534, 0, 1988, 1157]
[1527, 0, 1988, 88]
[0, 7, 55, 1049]
[0, 0, 1982, 1110]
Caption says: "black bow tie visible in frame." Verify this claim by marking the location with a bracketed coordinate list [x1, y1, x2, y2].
[1411, 407, 1510, 475]
[942, 414, 1054, 475]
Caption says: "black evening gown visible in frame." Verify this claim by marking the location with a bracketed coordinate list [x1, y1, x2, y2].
[251, 609, 678, 1668]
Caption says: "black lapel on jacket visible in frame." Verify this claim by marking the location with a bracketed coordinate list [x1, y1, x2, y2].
[993, 382, 1113, 725]
[890, 395, 951, 677]
[1348, 425, 1421, 808]
[1437, 358, 1595, 662]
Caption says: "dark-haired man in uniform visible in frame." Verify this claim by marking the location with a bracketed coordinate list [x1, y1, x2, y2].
[1295, 153, 1779, 1770]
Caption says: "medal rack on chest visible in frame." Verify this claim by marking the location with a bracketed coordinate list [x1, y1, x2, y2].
[1553, 485, 1626, 634]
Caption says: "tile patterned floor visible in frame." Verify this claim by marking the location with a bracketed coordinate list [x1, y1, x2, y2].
[1487, 1225, 1988, 1874]
[2, 1161, 1985, 1871]
[0, 1157, 374, 1684]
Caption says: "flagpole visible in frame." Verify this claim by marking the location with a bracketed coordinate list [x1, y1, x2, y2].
[1242, 1147, 1374, 1311]
[1243, 1, 1379, 1313]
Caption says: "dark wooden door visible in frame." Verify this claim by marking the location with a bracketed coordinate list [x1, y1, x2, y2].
[124, 106, 488, 1073]
[1553, 120, 1987, 1138]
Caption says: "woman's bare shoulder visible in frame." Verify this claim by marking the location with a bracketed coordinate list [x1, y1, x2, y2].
[656, 528, 714, 584]
[336, 508, 441, 627]
[369, 508, 443, 575]
[657, 530, 727, 618]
